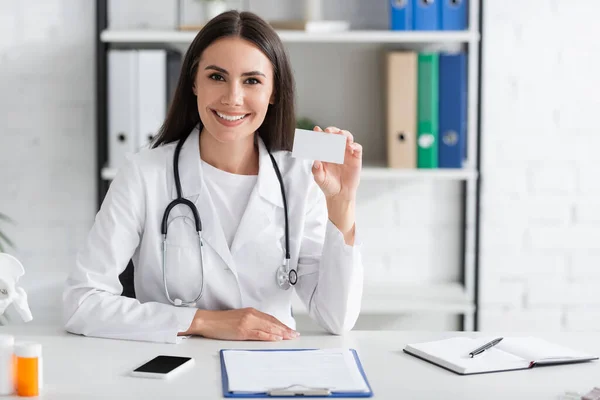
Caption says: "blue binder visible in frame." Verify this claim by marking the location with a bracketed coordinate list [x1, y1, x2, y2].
[389, 0, 412, 30]
[438, 52, 467, 168]
[440, 0, 468, 30]
[413, 0, 440, 30]
[220, 348, 374, 398]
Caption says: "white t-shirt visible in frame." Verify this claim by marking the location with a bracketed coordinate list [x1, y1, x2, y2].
[201, 160, 258, 249]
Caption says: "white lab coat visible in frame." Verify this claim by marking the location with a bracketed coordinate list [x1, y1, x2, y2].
[63, 127, 364, 344]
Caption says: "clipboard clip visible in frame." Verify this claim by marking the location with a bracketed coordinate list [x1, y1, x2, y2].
[267, 384, 332, 397]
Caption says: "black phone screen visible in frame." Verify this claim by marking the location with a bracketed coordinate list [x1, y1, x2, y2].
[134, 355, 192, 374]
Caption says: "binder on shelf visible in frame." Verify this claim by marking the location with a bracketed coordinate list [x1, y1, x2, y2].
[108, 50, 138, 171]
[136, 49, 182, 153]
[438, 52, 467, 168]
[137, 50, 166, 153]
[389, 0, 412, 30]
[417, 53, 439, 168]
[440, 0, 468, 30]
[385, 51, 417, 168]
[413, 0, 440, 31]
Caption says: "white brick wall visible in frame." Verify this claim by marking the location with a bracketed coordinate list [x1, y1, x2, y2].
[0, 0, 95, 324]
[480, 0, 600, 331]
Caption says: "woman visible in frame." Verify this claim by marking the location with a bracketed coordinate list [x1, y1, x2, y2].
[63, 10, 364, 344]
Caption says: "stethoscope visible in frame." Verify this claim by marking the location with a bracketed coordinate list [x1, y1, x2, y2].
[161, 133, 297, 307]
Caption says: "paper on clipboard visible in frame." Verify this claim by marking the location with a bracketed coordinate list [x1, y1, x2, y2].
[221, 348, 370, 394]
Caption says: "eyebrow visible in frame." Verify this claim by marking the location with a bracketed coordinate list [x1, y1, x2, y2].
[204, 65, 266, 78]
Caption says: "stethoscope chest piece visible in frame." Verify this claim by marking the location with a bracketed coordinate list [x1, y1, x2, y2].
[276, 259, 297, 290]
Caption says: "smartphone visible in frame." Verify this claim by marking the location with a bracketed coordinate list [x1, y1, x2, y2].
[130, 355, 195, 379]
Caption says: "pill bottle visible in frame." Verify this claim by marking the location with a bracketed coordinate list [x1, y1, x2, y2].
[14, 342, 43, 397]
[0, 334, 15, 395]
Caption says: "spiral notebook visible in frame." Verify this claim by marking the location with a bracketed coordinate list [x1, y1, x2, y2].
[404, 336, 598, 375]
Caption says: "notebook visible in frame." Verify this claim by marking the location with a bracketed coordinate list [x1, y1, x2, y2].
[219, 348, 373, 397]
[404, 336, 598, 375]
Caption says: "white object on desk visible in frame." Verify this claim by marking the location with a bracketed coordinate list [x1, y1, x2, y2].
[0, 253, 33, 325]
[404, 336, 599, 375]
[0, 335, 15, 395]
[221, 348, 370, 395]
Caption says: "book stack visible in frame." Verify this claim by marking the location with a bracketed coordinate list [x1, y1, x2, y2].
[384, 50, 467, 169]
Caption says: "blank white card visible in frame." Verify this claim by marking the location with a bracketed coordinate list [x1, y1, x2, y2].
[291, 129, 347, 164]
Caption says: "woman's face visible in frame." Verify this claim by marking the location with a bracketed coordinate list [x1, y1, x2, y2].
[193, 36, 275, 144]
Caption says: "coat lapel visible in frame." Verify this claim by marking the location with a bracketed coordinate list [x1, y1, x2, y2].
[230, 136, 285, 256]
[166, 127, 237, 277]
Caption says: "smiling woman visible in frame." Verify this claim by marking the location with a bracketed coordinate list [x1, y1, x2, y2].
[63, 10, 364, 345]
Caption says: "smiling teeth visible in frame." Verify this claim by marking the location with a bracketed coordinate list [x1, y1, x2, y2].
[216, 111, 246, 121]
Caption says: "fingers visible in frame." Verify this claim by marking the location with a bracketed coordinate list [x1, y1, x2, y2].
[312, 125, 362, 164]
[348, 142, 362, 158]
[316, 126, 354, 143]
[312, 160, 326, 186]
[240, 308, 299, 341]
[249, 330, 284, 342]
[257, 317, 297, 341]
[262, 313, 299, 339]
[315, 125, 357, 150]
[339, 129, 354, 144]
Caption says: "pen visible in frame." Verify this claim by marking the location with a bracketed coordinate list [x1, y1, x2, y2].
[469, 337, 503, 358]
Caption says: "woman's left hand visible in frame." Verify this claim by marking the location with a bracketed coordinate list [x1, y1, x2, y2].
[311, 126, 362, 202]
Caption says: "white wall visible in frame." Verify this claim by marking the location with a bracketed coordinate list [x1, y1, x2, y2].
[479, 0, 600, 332]
[2, 0, 597, 332]
[0, 0, 96, 323]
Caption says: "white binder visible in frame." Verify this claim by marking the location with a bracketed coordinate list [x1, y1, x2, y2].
[136, 50, 167, 152]
[108, 50, 138, 171]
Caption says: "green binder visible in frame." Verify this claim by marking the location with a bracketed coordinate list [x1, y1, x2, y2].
[417, 53, 439, 168]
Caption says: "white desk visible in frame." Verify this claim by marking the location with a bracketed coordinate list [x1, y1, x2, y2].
[1, 325, 599, 399]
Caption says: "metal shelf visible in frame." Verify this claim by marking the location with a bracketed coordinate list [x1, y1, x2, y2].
[101, 29, 479, 44]
[101, 165, 478, 182]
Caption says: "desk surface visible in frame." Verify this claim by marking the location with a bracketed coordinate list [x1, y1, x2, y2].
[2, 325, 599, 399]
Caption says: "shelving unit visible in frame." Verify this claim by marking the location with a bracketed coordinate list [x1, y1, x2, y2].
[95, 1, 483, 331]
[292, 282, 474, 316]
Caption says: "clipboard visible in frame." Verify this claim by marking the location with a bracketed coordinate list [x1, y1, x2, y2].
[219, 348, 374, 398]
